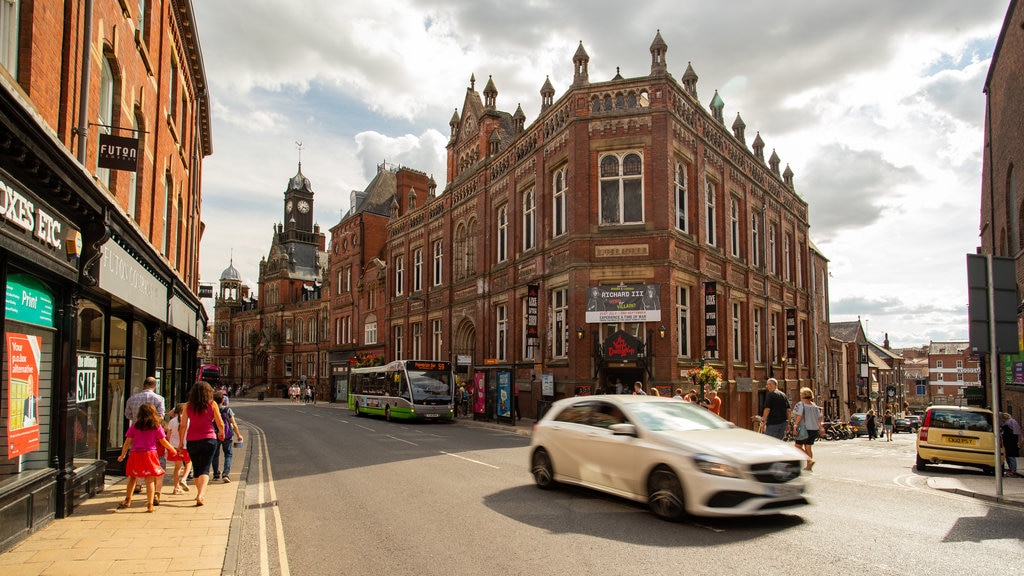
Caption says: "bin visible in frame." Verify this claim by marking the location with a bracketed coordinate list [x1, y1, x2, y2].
[258, 392, 265, 401]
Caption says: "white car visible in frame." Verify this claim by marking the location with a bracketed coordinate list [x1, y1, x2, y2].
[529, 395, 810, 520]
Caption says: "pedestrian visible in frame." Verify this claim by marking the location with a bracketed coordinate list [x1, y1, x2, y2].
[883, 410, 894, 441]
[705, 389, 722, 415]
[650, 387, 661, 397]
[513, 382, 521, 421]
[179, 381, 225, 507]
[632, 381, 646, 395]
[792, 387, 823, 471]
[1001, 412, 1021, 477]
[117, 403, 177, 512]
[866, 409, 877, 440]
[615, 378, 624, 395]
[761, 378, 792, 440]
[166, 403, 192, 494]
[125, 376, 166, 497]
[212, 391, 242, 483]
[673, 388, 684, 400]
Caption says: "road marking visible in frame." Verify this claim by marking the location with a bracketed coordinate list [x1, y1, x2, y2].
[441, 450, 500, 469]
[250, 424, 291, 576]
[355, 424, 376, 432]
[387, 435, 418, 446]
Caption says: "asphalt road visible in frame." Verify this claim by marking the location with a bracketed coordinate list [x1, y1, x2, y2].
[231, 401, 1024, 576]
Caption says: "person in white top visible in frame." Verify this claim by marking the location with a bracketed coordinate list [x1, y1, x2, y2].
[165, 403, 192, 494]
[792, 387, 824, 471]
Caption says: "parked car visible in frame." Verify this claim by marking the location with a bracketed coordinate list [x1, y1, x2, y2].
[904, 414, 922, 431]
[916, 405, 999, 473]
[894, 418, 913, 433]
[849, 413, 869, 437]
[529, 395, 809, 521]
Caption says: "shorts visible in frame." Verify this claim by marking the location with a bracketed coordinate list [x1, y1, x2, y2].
[796, 429, 819, 446]
[186, 439, 218, 477]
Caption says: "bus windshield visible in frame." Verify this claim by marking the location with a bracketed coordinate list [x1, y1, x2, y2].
[408, 369, 452, 404]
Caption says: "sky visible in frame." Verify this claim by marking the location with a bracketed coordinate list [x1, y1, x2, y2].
[191, 0, 1011, 349]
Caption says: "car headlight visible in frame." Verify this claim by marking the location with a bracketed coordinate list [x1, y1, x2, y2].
[693, 454, 744, 479]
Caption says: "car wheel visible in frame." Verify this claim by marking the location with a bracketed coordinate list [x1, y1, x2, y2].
[531, 448, 556, 489]
[916, 453, 928, 471]
[647, 466, 686, 522]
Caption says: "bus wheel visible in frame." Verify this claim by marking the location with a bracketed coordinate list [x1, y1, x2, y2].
[385, 405, 391, 422]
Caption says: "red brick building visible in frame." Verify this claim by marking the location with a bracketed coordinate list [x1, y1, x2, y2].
[0, 0, 211, 544]
[212, 165, 328, 399]
[979, 0, 1024, 420]
[379, 33, 830, 424]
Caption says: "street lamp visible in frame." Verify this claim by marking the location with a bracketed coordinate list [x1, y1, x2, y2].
[576, 327, 585, 340]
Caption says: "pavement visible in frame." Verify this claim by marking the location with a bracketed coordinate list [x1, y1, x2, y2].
[1, 400, 1021, 575]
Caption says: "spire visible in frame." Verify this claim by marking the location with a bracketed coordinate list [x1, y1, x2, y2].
[710, 90, 724, 123]
[732, 113, 747, 145]
[483, 75, 497, 109]
[449, 108, 460, 137]
[783, 164, 794, 188]
[650, 29, 668, 76]
[752, 131, 765, 162]
[513, 103, 526, 133]
[540, 75, 555, 109]
[681, 61, 698, 98]
[769, 149, 781, 174]
[573, 41, 590, 87]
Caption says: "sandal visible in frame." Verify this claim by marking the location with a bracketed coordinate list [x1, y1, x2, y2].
[153, 494, 160, 506]
[173, 488, 183, 495]
[146, 506, 154, 513]
[117, 500, 131, 509]
[195, 497, 204, 507]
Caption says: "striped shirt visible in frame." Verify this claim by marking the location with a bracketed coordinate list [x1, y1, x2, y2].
[125, 389, 165, 422]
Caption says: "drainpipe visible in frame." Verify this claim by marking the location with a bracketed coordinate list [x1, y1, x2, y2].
[75, 0, 93, 163]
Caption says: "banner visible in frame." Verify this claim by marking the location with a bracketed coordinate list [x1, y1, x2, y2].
[7, 333, 42, 458]
[97, 133, 140, 172]
[585, 284, 661, 323]
[786, 308, 797, 360]
[526, 284, 539, 340]
[704, 282, 717, 353]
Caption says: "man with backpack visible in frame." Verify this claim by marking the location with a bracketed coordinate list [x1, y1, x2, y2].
[211, 391, 241, 482]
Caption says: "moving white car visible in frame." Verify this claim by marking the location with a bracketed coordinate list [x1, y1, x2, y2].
[529, 395, 810, 520]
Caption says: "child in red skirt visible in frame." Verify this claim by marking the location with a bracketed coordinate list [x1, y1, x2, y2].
[117, 403, 177, 512]
[166, 403, 192, 494]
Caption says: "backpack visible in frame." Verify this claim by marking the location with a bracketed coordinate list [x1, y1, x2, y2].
[220, 406, 233, 441]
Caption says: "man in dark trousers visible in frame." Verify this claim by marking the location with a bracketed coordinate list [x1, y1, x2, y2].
[761, 378, 792, 440]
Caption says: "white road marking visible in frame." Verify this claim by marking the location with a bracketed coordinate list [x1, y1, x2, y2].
[250, 425, 291, 576]
[441, 450, 500, 469]
[387, 435, 418, 446]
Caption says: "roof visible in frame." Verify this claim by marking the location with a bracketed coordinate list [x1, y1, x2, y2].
[830, 321, 862, 342]
[929, 341, 969, 355]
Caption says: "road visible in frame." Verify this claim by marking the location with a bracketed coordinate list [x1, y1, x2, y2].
[232, 401, 1024, 576]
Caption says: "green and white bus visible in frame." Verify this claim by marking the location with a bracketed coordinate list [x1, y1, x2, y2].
[349, 360, 455, 421]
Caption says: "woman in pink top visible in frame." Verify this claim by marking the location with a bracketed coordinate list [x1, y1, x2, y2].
[179, 380, 225, 506]
[117, 403, 177, 512]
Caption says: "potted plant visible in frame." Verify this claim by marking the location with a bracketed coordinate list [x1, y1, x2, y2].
[686, 364, 722, 392]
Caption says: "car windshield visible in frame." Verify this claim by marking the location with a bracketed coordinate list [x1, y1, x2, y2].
[626, 401, 732, 432]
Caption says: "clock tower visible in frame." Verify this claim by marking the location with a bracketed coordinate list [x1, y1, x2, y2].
[283, 162, 315, 235]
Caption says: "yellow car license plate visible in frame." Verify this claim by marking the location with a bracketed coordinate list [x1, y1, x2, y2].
[944, 436, 977, 446]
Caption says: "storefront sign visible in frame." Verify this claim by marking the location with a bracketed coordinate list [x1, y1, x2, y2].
[97, 133, 139, 172]
[169, 294, 198, 336]
[0, 168, 79, 270]
[99, 240, 166, 320]
[603, 330, 641, 361]
[585, 283, 661, 323]
[5, 274, 54, 328]
[7, 333, 41, 458]
[77, 355, 99, 402]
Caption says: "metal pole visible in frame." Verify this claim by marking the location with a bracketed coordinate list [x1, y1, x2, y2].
[986, 254, 1003, 495]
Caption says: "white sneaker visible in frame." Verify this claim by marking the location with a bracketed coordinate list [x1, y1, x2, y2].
[223, 476, 231, 483]
[179, 481, 190, 492]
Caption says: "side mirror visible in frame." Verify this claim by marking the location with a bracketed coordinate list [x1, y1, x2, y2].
[609, 423, 638, 437]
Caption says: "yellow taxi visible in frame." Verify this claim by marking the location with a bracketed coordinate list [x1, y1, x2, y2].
[916, 405, 1000, 473]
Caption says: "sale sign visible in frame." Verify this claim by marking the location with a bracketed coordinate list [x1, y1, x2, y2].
[7, 333, 42, 458]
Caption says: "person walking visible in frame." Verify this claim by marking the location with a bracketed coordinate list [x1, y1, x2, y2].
[883, 410, 894, 441]
[866, 409, 878, 440]
[116, 403, 177, 512]
[705, 389, 722, 415]
[1001, 412, 1021, 477]
[632, 381, 646, 395]
[125, 376, 166, 494]
[165, 403, 192, 494]
[179, 381, 225, 506]
[212, 391, 242, 483]
[792, 387, 824, 471]
[761, 378, 792, 440]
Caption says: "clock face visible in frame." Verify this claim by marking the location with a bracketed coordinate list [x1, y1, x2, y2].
[298, 200, 310, 214]
[285, 200, 294, 213]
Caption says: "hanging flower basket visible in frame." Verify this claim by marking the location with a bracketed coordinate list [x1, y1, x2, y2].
[686, 365, 722, 392]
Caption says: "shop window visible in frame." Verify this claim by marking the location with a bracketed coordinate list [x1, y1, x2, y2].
[74, 301, 105, 460]
[106, 317, 128, 451]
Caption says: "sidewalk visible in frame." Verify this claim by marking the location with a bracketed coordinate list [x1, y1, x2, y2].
[0, 445, 247, 576]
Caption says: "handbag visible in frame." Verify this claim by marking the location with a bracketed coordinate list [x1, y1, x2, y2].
[795, 423, 809, 441]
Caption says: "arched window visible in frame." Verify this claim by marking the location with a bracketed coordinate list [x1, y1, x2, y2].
[598, 152, 644, 225]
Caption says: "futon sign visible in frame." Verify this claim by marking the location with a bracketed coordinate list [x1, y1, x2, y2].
[97, 133, 139, 172]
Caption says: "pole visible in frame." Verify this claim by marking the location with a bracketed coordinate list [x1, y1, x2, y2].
[76, 0, 93, 163]
[986, 254, 1003, 495]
